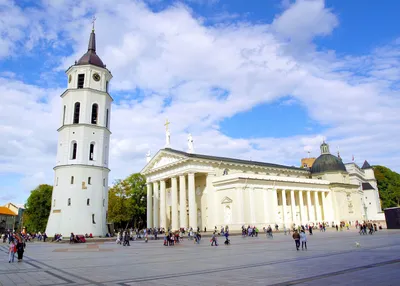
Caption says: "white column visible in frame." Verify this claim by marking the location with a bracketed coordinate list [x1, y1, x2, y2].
[290, 190, 296, 225]
[307, 190, 314, 223]
[153, 181, 159, 228]
[160, 180, 166, 229]
[271, 188, 278, 224]
[249, 188, 256, 224]
[179, 175, 187, 228]
[206, 173, 215, 230]
[321, 192, 326, 222]
[263, 190, 269, 224]
[171, 177, 178, 230]
[299, 190, 306, 225]
[314, 191, 321, 222]
[282, 190, 287, 227]
[188, 173, 197, 229]
[146, 182, 153, 228]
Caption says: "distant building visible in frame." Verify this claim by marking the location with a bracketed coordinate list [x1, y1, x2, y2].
[301, 157, 316, 169]
[3, 203, 25, 231]
[0, 206, 17, 233]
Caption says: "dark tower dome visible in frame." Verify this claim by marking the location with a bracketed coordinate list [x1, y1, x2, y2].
[76, 28, 105, 68]
[311, 142, 347, 174]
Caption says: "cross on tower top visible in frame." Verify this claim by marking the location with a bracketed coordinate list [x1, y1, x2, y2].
[164, 118, 170, 131]
[92, 15, 97, 32]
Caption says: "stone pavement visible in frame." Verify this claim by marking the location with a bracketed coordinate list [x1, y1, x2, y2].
[0, 229, 399, 286]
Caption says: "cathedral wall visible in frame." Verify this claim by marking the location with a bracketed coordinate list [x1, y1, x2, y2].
[331, 188, 363, 224]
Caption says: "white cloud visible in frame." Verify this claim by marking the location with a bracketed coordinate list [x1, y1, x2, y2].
[0, 0, 399, 204]
[272, 0, 338, 49]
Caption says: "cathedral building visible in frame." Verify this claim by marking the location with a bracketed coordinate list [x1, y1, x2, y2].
[142, 139, 384, 231]
[46, 26, 112, 236]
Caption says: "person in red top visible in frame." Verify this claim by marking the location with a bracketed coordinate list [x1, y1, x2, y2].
[8, 241, 16, 263]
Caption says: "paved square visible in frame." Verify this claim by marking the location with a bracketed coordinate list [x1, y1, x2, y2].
[1, 229, 399, 286]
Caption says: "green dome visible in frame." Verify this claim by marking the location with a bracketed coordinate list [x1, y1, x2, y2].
[311, 154, 347, 174]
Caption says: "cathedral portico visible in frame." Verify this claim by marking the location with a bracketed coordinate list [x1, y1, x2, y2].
[141, 135, 387, 232]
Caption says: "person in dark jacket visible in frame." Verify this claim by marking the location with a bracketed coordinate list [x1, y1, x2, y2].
[292, 230, 300, 251]
[16, 237, 25, 262]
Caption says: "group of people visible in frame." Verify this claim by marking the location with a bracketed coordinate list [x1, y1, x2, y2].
[1, 232, 26, 263]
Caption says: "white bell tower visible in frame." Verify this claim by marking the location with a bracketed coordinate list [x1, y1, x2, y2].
[46, 25, 113, 237]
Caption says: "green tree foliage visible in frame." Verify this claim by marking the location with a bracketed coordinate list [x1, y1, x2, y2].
[24, 184, 53, 233]
[374, 166, 400, 209]
[108, 173, 147, 229]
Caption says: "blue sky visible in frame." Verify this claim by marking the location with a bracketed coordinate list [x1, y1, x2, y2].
[1, 0, 399, 205]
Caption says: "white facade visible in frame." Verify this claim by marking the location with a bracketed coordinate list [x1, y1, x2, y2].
[142, 146, 383, 232]
[345, 162, 384, 221]
[46, 30, 112, 237]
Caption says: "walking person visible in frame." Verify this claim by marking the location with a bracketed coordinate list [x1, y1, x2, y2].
[8, 241, 16, 263]
[300, 230, 307, 250]
[16, 238, 25, 262]
[211, 232, 218, 246]
[292, 230, 300, 251]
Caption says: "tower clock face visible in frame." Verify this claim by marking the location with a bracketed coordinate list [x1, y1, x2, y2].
[93, 73, 101, 82]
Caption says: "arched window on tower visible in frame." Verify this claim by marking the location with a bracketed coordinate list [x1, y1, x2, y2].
[106, 109, 109, 128]
[73, 102, 80, 124]
[70, 176, 74, 184]
[87, 198, 90, 206]
[89, 143, 95, 161]
[68, 198, 71, 206]
[62, 105, 66, 125]
[71, 141, 77, 160]
[91, 104, 98, 124]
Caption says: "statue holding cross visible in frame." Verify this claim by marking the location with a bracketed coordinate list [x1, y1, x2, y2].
[165, 119, 171, 147]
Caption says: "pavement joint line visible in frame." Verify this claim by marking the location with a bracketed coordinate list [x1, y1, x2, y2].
[44, 270, 75, 284]
[270, 258, 400, 286]
[106, 242, 400, 284]
[23, 256, 105, 286]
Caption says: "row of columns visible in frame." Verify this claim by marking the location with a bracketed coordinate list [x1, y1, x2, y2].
[280, 189, 329, 226]
[147, 173, 197, 230]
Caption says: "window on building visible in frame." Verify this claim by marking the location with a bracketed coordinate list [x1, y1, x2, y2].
[103, 178, 105, 186]
[106, 109, 109, 128]
[73, 102, 80, 124]
[92, 214, 96, 224]
[77, 74, 85, 88]
[68, 198, 71, 206]
[103, 199, 105, 207]
[53, 199, 56, 207]
[88, 177, 91, 185]
[89, 143, 95, 161]
[56, 177, 59, 186]
[71, 142, 77, 160]
[106, 81, 109, 92]
[71, 176, 74, 184]
[87, 198, 90, 206]
[91, 104, 98, 124]
[62, 105, 66, 125]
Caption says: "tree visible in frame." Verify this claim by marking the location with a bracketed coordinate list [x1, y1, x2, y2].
[24, 184, 53, 233]
[374, 165, 400, 209]
[108, 173, 147, 229]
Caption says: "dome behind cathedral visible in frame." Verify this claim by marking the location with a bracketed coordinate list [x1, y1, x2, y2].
[311, 142, 347, 174]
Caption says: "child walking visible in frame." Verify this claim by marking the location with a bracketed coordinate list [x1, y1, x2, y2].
[8, 241, 16, 263]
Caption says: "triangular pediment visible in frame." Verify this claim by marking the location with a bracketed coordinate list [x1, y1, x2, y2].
[221, 196, 233, 204]
[141, 149, 188, 174]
